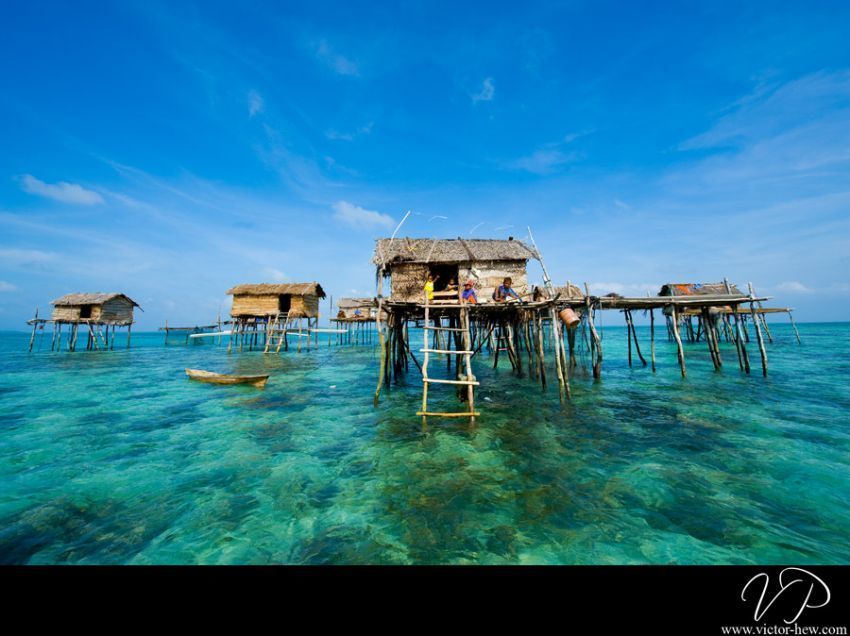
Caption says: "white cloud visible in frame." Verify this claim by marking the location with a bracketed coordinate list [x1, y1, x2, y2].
[0, 248, 59, 265]
[315, 39, 359, 76]
[508, 149, 579, 175]
[332, 201, 395, 230]
[248, 90, 264, 116]
[0, 281, 16, 292]
[776, 281, 814, 293]
[325, 121, 373, 141]
[471, 77, 495, 103]
[18, 174, 104, 205]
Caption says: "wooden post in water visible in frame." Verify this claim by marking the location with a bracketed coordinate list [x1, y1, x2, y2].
[650, 308, 656, 372]
[671, 305, 686, 377]
[28, 308, 39, 352]
[374, 270, 387, 407]
[584, 283, 602, 379]
[748, 283, 768, 377]
[788, 310, 801, 344]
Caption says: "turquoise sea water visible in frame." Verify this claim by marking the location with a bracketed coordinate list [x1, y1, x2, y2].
[0, 322, 848, 564]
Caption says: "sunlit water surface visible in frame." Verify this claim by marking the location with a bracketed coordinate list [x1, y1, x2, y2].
[1, 322, 848, 564]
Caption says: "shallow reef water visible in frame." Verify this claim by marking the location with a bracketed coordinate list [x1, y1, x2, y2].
[0, 322, 848, 564]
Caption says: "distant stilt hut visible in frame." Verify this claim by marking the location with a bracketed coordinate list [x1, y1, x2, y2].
[225, 282, 326, 353]
[27, 292, 141, 351]
[332, 297, 380, 345]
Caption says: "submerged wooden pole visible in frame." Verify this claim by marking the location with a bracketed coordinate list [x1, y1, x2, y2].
[788, 310, 801, 344]
[28, 308, 39, 352]
[627, 309, 646, 366]
[584, 283, 602, 379]
[374, 272, 388, 407]
[650, 308, 656, 372]
[748, 283, 768, 377]
[670, 306, 686, 377]
[549, 306, 567, 401]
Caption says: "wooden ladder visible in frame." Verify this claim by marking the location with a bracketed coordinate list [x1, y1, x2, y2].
[263, 312, 290, 353]
[417, 300, 479, 422]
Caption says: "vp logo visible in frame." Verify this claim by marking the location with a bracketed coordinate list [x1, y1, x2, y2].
[741, 567, 831, 625]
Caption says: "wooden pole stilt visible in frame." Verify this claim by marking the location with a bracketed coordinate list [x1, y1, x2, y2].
[788, 310, 801, 344]
[748, 283, 768, 377]
[671, 305, 686, 377]
[584, 284, 602, 379]
[650, 308, 656, 372]
[28, 308, 39, 352]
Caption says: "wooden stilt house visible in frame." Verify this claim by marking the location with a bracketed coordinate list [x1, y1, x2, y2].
[225, 282, 325, 353]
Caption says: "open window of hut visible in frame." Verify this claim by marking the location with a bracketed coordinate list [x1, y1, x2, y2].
[79, 305, 93, 319]
[428, 264, 458, 292]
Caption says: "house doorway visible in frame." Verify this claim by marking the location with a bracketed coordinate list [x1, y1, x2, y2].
[278, 295, 292, 313]
[79, 305, 93, 319]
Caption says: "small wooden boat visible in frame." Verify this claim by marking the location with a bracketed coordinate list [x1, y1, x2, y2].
[185, 368, 269, 388]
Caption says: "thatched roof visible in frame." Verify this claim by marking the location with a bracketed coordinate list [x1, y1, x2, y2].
[226, 283, 326, 298]
[659, 282, 744, 297]
[337, 297, 376, 309]
[551, 284, 584, 299]
[373, 237, 537, 266]
[52, 293, 140, 307]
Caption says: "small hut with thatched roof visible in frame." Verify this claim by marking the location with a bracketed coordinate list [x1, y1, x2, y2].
[373, 237, 538, 303]
[225, 282, 326, 353]
[51, 292, 139, 324]
[336, 297, 377, 320]
[227, 283, 325, 319]
[26, 292, 141, 352]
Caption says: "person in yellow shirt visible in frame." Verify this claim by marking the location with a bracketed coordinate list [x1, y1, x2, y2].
[423, 274, 439, 301]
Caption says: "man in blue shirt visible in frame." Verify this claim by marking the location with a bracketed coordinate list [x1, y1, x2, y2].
[493, 277, 521, 302]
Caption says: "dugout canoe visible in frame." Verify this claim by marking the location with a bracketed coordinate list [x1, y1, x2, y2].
[185, 368, 269, 388]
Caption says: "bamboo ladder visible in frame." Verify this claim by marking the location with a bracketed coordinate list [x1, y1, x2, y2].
[263, 311, 290, 353]
[417, 295, 479, 422]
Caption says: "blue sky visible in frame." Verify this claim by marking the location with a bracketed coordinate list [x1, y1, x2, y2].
[1, 0, 849, 329]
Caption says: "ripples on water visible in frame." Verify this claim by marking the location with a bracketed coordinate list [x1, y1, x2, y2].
[0, 323, 848, 564]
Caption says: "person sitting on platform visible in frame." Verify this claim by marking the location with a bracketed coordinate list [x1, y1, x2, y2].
[493, 277, 521, 303]
[445, 277, 458, 293]
[461, 279, 478, 304]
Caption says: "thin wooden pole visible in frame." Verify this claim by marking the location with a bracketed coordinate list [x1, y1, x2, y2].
[584, 284, 602, 379]
[28, 308, 39, 352]
[748, 283, 768, 377]
[649, 308, 656, 372]
[550, 307, 567, 401]
[374, 271, 387, 406]
[788, 310, 801, 344]
[671, 306, 686, 377]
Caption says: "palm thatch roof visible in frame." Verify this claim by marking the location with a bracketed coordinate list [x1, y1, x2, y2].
[659, 282, 744, 297]
[52, 293, 140, 307]
[226, 283, 326, 298]
[373, 237, 538, 266]
[551, 283, 584, 299]
[337, 297, 376, 309]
